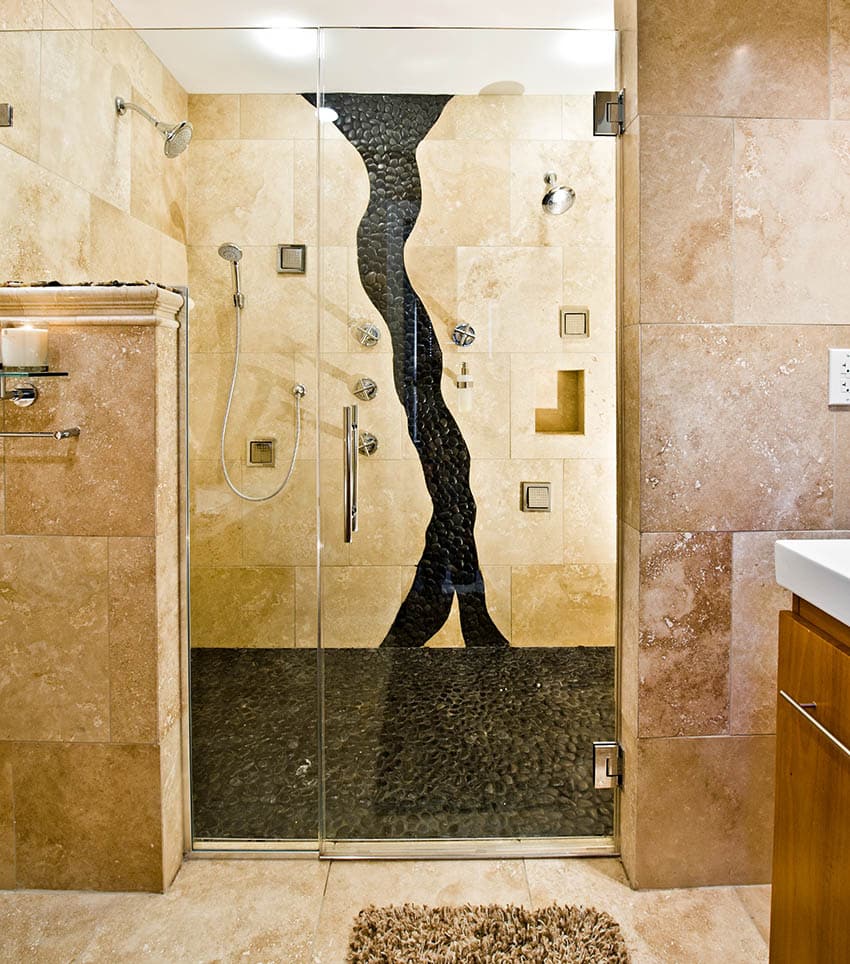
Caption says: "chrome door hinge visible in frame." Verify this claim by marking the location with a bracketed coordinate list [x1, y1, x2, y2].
[593, 741, 623, 788]
[0, 104, 13, 128]
[593, 90, 624, 137]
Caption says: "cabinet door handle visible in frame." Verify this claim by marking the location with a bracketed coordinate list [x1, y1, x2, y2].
[780, 690, 850, 761]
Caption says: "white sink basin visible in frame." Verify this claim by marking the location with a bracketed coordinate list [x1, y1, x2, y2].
[775, 539, 850, 628]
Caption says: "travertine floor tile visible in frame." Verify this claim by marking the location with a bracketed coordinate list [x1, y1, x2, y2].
[84, 860, 325, 964]
[735, 884, 771, 945]
[313, 859, 531, 963]
[524, 858, 768, 964]
[0, 857, 769, 964]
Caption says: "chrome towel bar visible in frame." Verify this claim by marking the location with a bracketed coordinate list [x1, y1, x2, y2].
[0, 428, 80, 440]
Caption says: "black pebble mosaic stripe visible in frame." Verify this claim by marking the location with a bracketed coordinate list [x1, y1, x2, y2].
[305, 93, 509, 648]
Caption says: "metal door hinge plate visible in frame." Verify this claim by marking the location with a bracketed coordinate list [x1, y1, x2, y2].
[0, 104, 13, 128]
[593, 741, 623, 788]
[593, 90, 624, 137]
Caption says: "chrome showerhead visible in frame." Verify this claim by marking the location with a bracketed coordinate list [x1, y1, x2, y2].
[115, 96, 193, 158]
[217, 243, 243, 264]
[542, 171, 575, 216]
[163, 120, 193, 157]
[218, 243, 245, 307]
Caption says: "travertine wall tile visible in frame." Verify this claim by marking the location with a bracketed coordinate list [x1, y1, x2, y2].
[455, 246, 563, 354]
[0, 0, 42, 29]
[471, 459, 564, 566]
[730, 529, 850, 735]
[639, 532, 732, 738]
[632, 735, 775, 889]
[563, 460, 617, 564]
[832, 0, 850, 119]
[415, 139, 511, 246]
[188, 140, 294, 247]
[189, 95, 240, 140]
[621, 119, 639, 328]
[348, 461, 430, 566]
[0, 144, 91, 282]
[14, 742, 164, 892]
[640, 116, 733, 326]
[510, 140, 615, 248]
[430, 95, 562, 141]
[511, 564, 616, 646]
[129, 91, 188, 244]
[0, 744, 15, 889]
[320, 567, 406, 648]
[620, 325, 640, 530]
[240, 94, 316, 140]
[46, 0, 93, 29]
[0, 30, 41, 164]
[109, 538, 158, 744]
[190, 566, 295, 648]
[734, 119, 850, 326]
[0, 536, 109, 742]
[640, 325, 834, 532]
[637, 0, 829, 119]
[189, 460, 244, 567]
[89, 196, 162, 283]
[5, 327, 157, 536]
[837, 411, 850, 530]
[39, 31, 131, 210]
[510, 352, 616, 462]
[242, 468, 317, 568]
[620, 525, 640, 736]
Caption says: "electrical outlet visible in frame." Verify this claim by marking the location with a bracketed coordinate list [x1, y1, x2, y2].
[828, 348, 850, 405]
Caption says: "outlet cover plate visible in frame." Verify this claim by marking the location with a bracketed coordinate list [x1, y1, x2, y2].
[828, 348, 850, 406]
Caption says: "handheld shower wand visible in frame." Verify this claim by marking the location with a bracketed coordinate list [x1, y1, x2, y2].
[216, 243, 304, 502]
[217, 243, 245, 308]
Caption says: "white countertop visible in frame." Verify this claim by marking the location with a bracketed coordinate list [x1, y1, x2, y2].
[775, 539, 850, 628]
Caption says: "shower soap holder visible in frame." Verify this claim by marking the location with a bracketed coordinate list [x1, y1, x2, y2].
[0, 370, 81, 439]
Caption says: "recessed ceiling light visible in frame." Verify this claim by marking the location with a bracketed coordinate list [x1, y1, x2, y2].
[255, 27, 316, 60]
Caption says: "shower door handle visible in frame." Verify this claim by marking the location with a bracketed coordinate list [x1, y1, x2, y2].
[344, 404, 359, 543]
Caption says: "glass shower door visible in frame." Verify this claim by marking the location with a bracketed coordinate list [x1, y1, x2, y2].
[317, 28, 620, 851]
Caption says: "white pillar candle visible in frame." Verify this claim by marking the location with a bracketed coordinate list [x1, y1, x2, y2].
[1, 325, 49, 370]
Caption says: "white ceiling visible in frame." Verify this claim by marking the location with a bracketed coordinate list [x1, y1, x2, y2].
[139, 27, 617, 95]
[114, 0, 615, 30]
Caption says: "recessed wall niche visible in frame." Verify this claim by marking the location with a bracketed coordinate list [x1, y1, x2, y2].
[535, 369, 585, 434]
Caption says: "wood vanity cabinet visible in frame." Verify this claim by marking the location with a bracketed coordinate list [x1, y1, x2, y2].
[770, 598, 850, 963]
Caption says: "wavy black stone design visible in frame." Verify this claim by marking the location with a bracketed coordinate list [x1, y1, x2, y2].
[308, 93, 508, 648]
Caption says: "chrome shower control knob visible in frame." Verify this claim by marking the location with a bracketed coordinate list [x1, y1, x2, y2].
[353, 377, 378, 401]
[10, 383, 37, 408]
[351, 322, 381, 348]
[452, 323, 476, 347]
[358, 432, 378, 457]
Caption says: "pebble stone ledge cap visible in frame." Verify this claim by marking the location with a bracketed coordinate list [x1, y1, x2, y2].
[0, 283, 184, 328]
[775, 538, 850, 627]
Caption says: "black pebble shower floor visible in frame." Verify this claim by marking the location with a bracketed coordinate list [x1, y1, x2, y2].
[190, 647, 615, 842]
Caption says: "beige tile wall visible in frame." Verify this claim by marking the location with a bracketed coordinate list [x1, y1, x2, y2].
[0, 2, 189, 286]
[0, 0, 188, 892]
[187, 93, 617, 650]
[618, 0, 850, 889]
[0, 287, 183, 892]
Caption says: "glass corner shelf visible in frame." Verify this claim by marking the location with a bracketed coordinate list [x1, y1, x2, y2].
[0, 369, 69, 378]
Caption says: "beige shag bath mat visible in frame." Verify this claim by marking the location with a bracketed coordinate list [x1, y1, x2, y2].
[347, 903, 631, 963]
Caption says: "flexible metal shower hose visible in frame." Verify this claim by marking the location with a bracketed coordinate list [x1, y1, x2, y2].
[219, 304, 302, 502]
